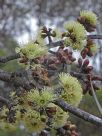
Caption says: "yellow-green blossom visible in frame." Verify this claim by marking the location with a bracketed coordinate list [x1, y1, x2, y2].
[47, 103, 69, 128]
[0, 106, 9, 119]
[23, 109, 47, 133]
[27, 88, 55, 109]
[15, 42, 47, 60]
[64, 21, 86, 50]
[80, 10, 97, 26]
[59, 73, 83, 106]
[0, 121, 18, 133]
[64, 38, 86, 50]
[21, 42, 47, 59]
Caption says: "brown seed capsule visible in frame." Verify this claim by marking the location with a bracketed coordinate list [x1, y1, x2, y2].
[48, 64, 57, 70]
[86, 66, 93, 72]
[63, 123, 70, 130]
[46, 107, 57, 117]
[61, 56, 67, 63]
[83, 59, 89, 67]
[84, 48, 89, 53]
[19, 57, 28, 63]
[70, 58, 76, 62]
[62, 32, 67, 38]
[81, 51, 87, 59]
[70, 125, 77, 131]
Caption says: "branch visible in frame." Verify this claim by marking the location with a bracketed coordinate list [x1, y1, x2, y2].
[88, 34, 102, 39]
[54, 99, 102, 127]
[0, 70, 33, 90]
[0, 96, 11, 108]
[48, 35, 102, 47]
[0, 53, 20, 63]
[0, 70, 102, 127]
[0, 70, 42, 90]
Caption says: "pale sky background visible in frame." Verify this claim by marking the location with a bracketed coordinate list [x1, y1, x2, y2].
[16, 18, 56, 44]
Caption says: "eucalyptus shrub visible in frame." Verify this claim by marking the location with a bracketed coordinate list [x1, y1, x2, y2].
[0, 10, 102, 136]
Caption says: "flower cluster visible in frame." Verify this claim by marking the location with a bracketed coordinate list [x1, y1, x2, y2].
[27, 88, 55, 109]
[78, 10, 97, 32]
[0, 10, 101, 136]
[59, 72, 83, 106]
[81, 38, 99, 58]
[17, 42, 47, 60]
[63, 21, 86, 50]
[0, 106, 19, 134]
[46, 103, 69, 128]
[80, 10, 97, 26]
[24, 109, 47, 133]
[77, 58, 101, 95]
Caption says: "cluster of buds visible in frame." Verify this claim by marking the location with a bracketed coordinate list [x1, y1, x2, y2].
[83, 78, 100, 95]
[46, 105, 57, 117]
[62, 122, 79, 136]
[39, 122, 79, 136]
[31, 66, 50, 85]
[78, 58, 93, 74]
[77, 58, 102, 95]
[83, 73, 102, 95]
[41, 26, 56, 43]
[81, 38, 98, 59]
[32, 46, 75, 71]
[32, 55, 60, 70]
[56, 47, 76, 64]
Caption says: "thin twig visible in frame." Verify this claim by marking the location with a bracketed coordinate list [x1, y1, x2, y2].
[0, 53, 20, 63]
[88, 34, 102, 39]
[0, 96, 11, 108]
[90, 77, 102, 115]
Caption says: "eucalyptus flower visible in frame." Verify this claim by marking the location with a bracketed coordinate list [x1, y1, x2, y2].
[59, 72, 83, 106]
[64, 21, 86, 50]
[80, 10, 97, 26]
[15, 41, 47, 60]
[23, 109, 47, 133]
[21, 42, 47, 59]
[47, 103, 69, 128]
[0, 121, 18, 133]
[27, 88, 55, 109]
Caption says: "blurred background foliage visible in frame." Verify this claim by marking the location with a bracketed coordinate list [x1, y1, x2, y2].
[0, 0, 102, 135]
[71, 90, 102, 136]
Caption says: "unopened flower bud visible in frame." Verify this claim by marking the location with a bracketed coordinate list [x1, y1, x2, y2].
[82, 59, 89, 67]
